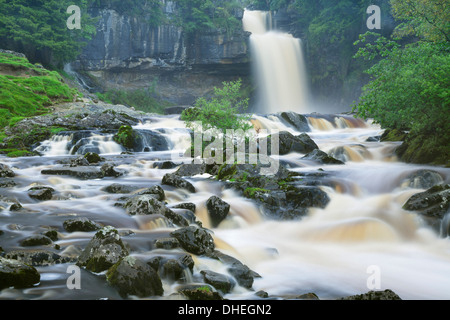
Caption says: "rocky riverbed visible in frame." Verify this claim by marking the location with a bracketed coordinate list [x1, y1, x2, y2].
[1, 103, 449, 300]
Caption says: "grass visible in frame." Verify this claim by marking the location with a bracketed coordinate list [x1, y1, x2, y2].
[0, 53, 78, 129]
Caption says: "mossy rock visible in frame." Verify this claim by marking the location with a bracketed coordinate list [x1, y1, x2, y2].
[113, 125, 141, 150]
[0, 257, 41, 289]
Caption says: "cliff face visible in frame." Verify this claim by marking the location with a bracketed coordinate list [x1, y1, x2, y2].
[73, 3, 250, 105]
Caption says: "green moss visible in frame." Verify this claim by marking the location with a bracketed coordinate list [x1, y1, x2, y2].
[113, 125, 140, 150]
[243, 187, 269, 199]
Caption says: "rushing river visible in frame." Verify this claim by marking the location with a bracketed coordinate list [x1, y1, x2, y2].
[1, 113, 449, 300]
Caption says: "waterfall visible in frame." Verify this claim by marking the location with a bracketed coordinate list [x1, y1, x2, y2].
[243, 10, 310, 115]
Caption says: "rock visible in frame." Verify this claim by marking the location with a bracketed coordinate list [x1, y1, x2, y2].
[154, 237, 180, 250]
[0, 163, 15, 178]
[125, 195, 167, 216]
[84, 152, 102, 164]
[170, 226, 215, 256]
[125, 195, 188, 227]
[20, 235, 53, 247]
[339, 289, 402, 300]
[277, 112, 311, 132]
[206, 196, 230, 227]
[401, 169, 444, 189]
[77, 226, 129, 273]
[101, 163, 122, 178]
[162, 173, 196, 193]
[42, 167, 104, 180]
[0, 179, 17, 188]
[171, 202, 196, 213]
[160, 259, 186, 281]
[0, 256, 40, 289]
[63, 217, 102, 232]
[200, 270, 235, 294]
[9, 202, 22, 211]
[178, 284, 223, 300]
[69, 156, 90, 167]
[106, 256, 163, 298]
[174, 163, 207, 177]
[270, 131, 318, 155]
[403, 184, 450, 232]
[208, 250, 260, 289]
[113, 125, 141, 150]
[380, 129, 407, 142]
[132, 185, 165, 201]
[154, 161, 178, 169]
[102, 183, 139, 194]
[301, 149, 344, 165]
[4, 250, 73, 266]
[28, 186, 54, 201]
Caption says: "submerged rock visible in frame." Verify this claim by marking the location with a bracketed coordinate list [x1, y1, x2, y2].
[106, 256, 163, 298]
[0, 257, 40, 289]
[401, 169, 444, 189]
[77, 226, 129, 273]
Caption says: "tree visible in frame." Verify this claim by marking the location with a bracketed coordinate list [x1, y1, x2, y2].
[352, 0, 450, 165]
[0, 0, 96, 68]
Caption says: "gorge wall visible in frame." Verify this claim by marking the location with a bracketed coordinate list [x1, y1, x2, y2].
[72, 2, 251, 106]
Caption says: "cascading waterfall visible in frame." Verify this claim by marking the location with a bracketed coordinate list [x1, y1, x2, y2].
[243, 10, 310, 115]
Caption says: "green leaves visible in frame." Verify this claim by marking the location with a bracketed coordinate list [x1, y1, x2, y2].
[181, 79, 253, 133]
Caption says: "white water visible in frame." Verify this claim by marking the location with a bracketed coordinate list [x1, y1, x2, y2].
[243, 10, 310, 115]
[6, 113, 449, 300]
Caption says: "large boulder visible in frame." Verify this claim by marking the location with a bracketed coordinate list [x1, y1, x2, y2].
[0, 257, 40, 289]
[277, 112, 311, 132]
[106, 256, 163, 298]
[162, 173, 196, 193]
[170, 226, 215, 256]
[206, 196, 230, 228]
[77, 226, 129, 273]
[270, 131, 318, 155]
[403, 184, 450, 233]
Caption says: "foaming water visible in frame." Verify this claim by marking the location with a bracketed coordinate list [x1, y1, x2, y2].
[2, 112, 450, 300]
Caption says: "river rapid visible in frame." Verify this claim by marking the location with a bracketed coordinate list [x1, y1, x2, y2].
[1, 112, 449, 300]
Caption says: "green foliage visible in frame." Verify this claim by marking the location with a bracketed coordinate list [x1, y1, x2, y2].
[172, 0, 243, 36]
[390, 0, 449, 43]
[181, 79, 253, 133]
[0, 53, 78, 129]
[0, 0, 96, 68]
[353, 0, 450, 165]
[113, 125, 139, 149]
[88, 0, 165, 26]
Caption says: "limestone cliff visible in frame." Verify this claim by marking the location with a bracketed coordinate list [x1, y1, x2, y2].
[72, 2, 250, 105]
